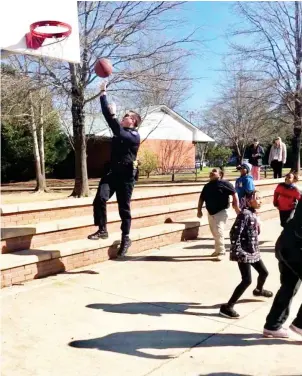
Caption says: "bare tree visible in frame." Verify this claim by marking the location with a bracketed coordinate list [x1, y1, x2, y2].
[16, 1, 198, 197]
[158, 140, 193, 181]
[125, 49, 193, 110]
[230, 1, 302, 171]
[202, 69, 284, 164]
[1, 67, 55, 191]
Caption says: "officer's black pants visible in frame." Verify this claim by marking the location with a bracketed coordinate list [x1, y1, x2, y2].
[93, 171, 135, 237]
[264, 242, 302, 330]
[279, 210, 293, 228]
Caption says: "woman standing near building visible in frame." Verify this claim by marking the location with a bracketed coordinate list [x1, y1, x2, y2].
[268, 137, 287, 179]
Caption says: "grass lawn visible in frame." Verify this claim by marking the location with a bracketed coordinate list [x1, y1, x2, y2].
[1, 167, 290, 204]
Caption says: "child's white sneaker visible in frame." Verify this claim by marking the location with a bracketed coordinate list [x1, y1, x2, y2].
[263, 327, 289, 338]
[289, 324, 302, 337]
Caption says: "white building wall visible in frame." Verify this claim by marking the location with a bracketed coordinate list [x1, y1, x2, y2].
[139, 112, 193, 141]
[92, 107, 214, 143]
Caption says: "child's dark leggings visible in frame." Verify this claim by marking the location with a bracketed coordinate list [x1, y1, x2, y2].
[228, 260, 269, 306]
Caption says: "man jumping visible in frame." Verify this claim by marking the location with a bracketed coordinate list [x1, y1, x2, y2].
[88, 82, 141, 257]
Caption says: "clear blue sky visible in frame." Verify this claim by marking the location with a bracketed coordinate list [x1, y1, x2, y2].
[171, 2, 240, 112]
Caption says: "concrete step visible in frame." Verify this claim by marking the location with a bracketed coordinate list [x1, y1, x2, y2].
[1, 203, 277, 287]
[1, 180, 280, 228]
[1, 187, 202, 227]
[1, 192, 274, 253]
[1, 201, 198, 253]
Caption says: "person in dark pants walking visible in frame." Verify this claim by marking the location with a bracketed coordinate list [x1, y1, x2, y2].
[219, 191, 273, 319]
[88, 82, 141, 257]
[246, 138, 265, 181]
[263, 200, 302, 339]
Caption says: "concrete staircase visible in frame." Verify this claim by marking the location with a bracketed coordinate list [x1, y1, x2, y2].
[1, 180, 280, 287]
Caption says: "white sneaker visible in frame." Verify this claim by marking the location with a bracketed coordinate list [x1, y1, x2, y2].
[263, 327, 289, 338]
[289, 324, 302, 337]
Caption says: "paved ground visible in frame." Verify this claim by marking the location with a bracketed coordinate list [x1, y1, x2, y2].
[2, 218, 302, 376]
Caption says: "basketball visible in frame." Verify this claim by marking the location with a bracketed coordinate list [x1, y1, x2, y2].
[94, 58, 113, 78]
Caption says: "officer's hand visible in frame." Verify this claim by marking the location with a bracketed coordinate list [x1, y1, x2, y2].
[100, 81, 107, 94]
[133, 160, 139, 169]
[197, 210, 203, 218]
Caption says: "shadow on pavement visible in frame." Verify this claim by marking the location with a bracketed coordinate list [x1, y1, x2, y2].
[115, 255, 221, 263]
[86, 301, 205, 316]
[198, 374, 302, 376]
[259, 246, 275, 253]
[183, 240, 269, 251]
[199, 373, 251, 376]
[183, 244, 229, 250]
[69, 330, 300, 359]
[86, 299, 264, 317]
[62, 270, 99, 275]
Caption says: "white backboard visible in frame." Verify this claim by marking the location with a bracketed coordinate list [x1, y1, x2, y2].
[0, 0, 80, 63]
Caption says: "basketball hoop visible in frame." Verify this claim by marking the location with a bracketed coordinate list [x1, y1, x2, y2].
[25, 20, 72, 49]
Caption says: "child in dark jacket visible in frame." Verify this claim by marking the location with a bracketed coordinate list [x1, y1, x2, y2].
[274, 172, 300, 227]
[220, 191, 273, 319]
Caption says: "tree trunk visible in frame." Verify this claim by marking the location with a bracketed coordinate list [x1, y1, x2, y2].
[29, 92, 47, 192]
[201, 142, 208, 171]
[70, 63, 89, 197]
[235, 143, 242, 165]
[292, 1, 302, 173]
[38, 90, 47, 189]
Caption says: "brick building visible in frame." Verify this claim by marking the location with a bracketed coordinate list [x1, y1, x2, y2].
[86, 105, 214, 177]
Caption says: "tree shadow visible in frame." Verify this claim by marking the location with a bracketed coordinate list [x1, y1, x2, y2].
[183, 244, 229, 250]
[68, 329, 301, 359]
[184, 240, 271, 251]
[63, 270, 99, 275]
[198, 373, 251, 376]
[259, 246, 275, 253]
[114, 255, 221, 263]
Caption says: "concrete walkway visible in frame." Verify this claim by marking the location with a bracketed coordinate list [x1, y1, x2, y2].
[2, 218, 301, 376]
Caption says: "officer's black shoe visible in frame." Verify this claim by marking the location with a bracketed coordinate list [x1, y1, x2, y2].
[88, 229, 108, 240]
[117, 236, 132, 257]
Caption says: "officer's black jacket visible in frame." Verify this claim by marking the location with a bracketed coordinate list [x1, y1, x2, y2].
[100, 95, 140, 168]
[276, 199, 302, 260]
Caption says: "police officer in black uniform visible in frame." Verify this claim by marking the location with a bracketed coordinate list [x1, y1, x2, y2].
[88, 82, 141, 257]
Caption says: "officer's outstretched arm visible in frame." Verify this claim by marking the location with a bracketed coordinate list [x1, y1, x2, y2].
[100, 95, 122, 135]
[100, 95, 140, 144]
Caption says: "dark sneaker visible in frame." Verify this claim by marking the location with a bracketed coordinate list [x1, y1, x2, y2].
[88, 229, 108, 240]
[117, 237, 132, 257]
[219, 304, 240, 319]
[253, 289, 273, 298]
